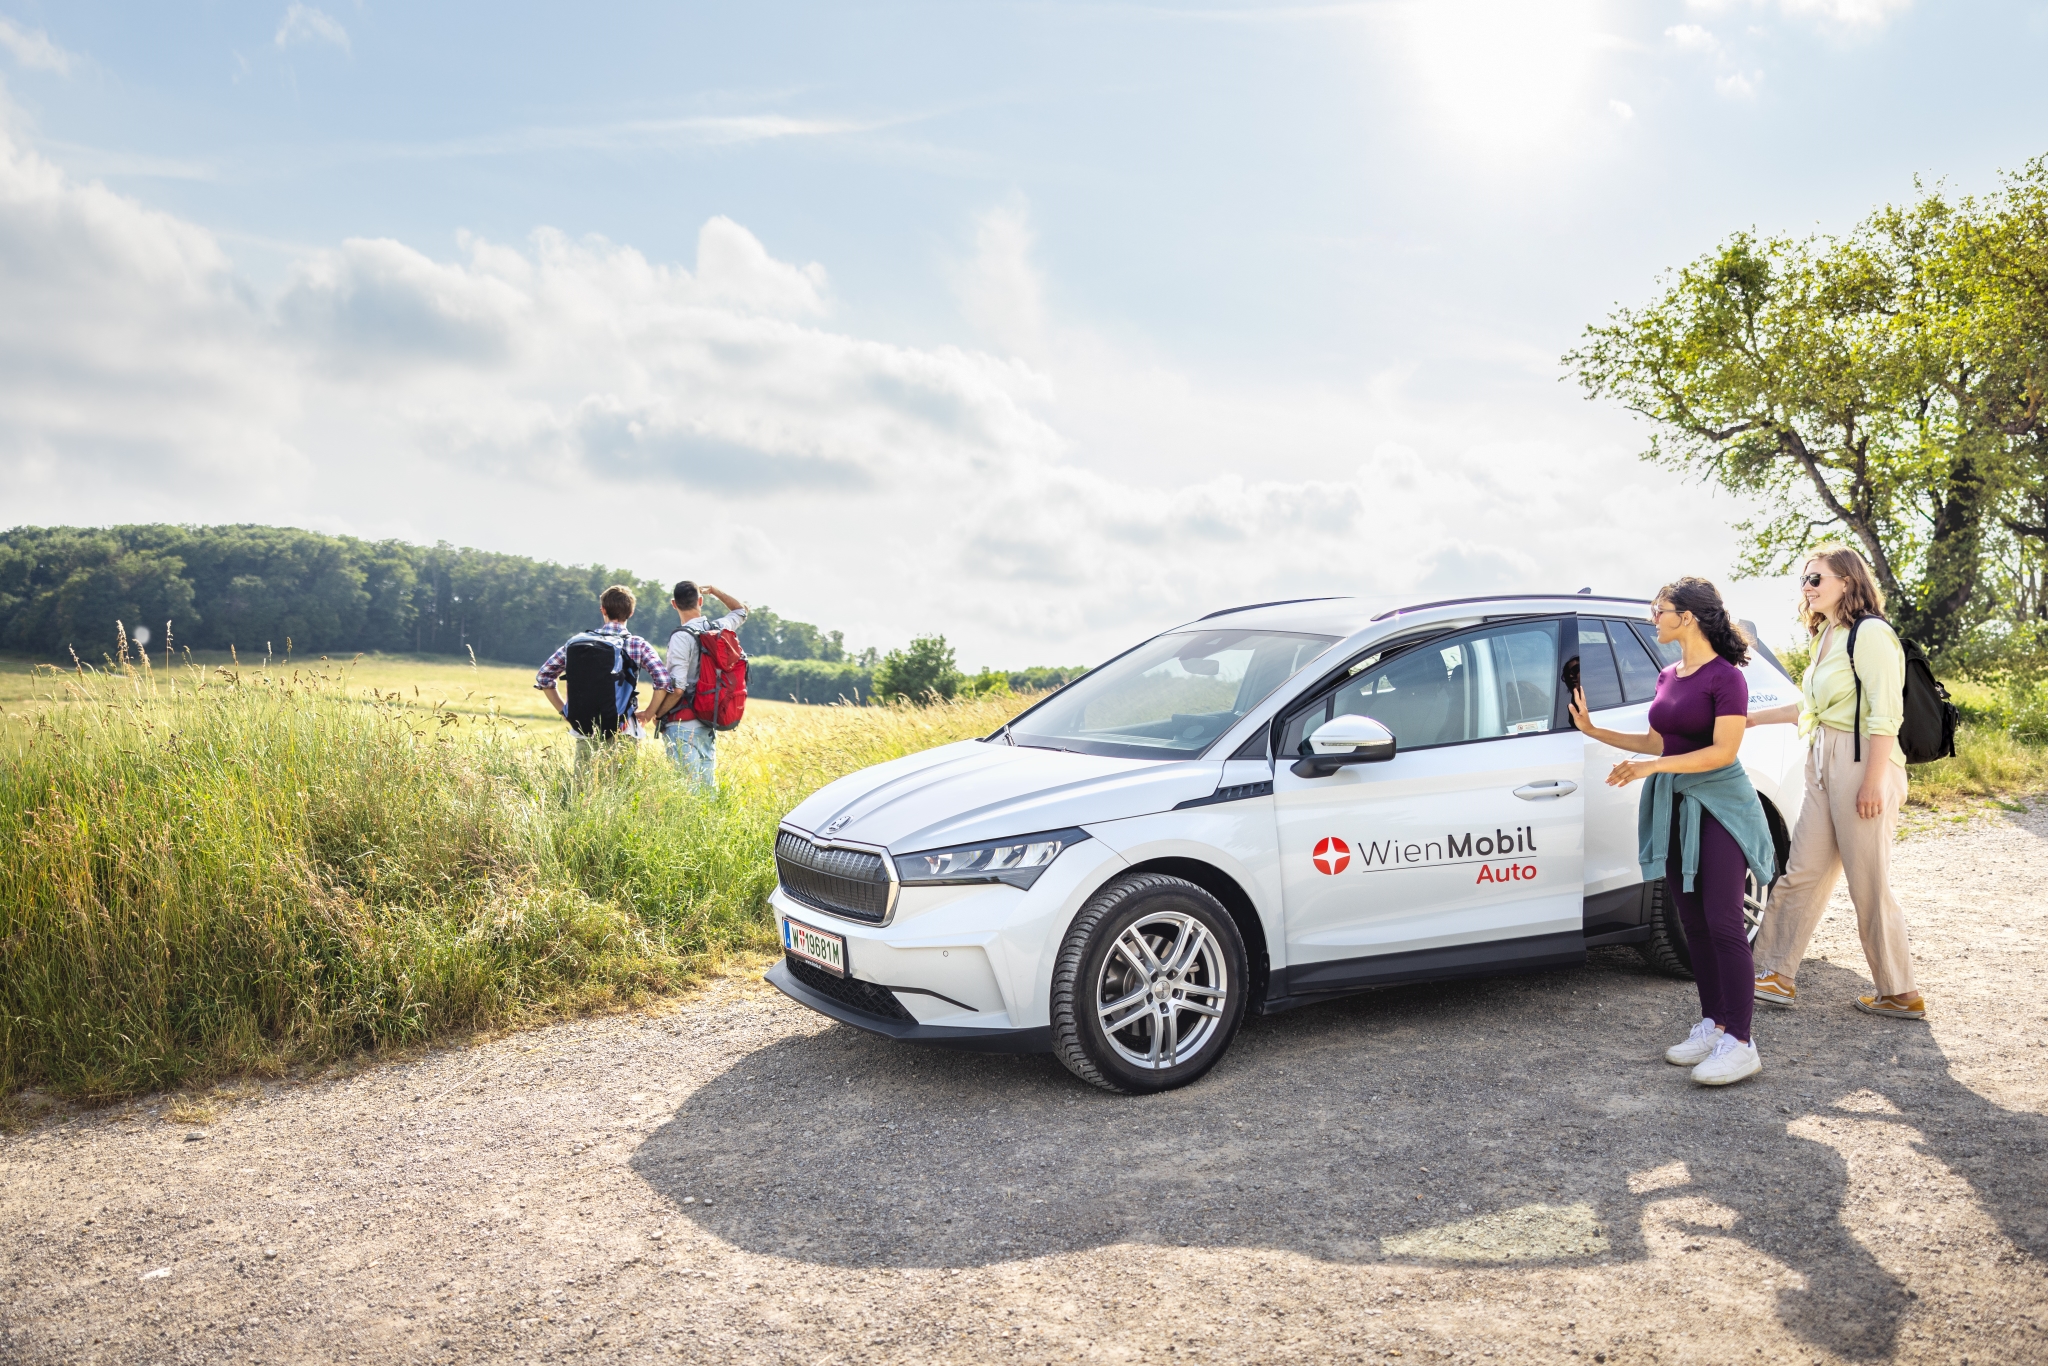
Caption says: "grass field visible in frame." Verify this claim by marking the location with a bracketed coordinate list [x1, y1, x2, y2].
[0, 651, 1020, 1101]
[1, 647, 2041, 1104]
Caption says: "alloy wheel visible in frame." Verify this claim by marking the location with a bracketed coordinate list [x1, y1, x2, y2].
[1092, 910, 1231, 1070]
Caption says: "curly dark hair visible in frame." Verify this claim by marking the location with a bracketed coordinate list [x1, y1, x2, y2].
[1654, 576, 1750, 666]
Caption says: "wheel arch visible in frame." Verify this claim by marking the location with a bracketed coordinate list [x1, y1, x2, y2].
[1117, 856, 1271, 1009]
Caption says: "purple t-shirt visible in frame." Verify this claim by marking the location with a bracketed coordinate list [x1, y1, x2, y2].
[1646, 656, 1748, 756]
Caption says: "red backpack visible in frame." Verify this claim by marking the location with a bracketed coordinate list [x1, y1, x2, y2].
[664, 620, 749, 731]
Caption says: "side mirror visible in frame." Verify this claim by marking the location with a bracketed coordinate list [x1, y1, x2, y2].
[1291, 714, 1397, 778]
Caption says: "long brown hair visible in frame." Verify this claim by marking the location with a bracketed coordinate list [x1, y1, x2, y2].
[1655, 576, 1750, 665]
[1798, 544, 1886, 636]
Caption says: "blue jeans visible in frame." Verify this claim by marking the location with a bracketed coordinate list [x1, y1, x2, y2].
[663, 722, 717, 787]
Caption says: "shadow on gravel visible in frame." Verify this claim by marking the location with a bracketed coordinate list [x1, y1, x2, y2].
[631, 951, 2048, 1363]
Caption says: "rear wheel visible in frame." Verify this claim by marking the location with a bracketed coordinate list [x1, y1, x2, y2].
[1638, 868, 1769, 979]
[1051, 874, 1247, 1094]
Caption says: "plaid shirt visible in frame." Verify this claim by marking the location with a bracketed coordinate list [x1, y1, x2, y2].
[535, 622, 674, 692]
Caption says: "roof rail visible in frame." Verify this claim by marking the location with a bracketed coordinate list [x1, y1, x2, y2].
[1198, 596, 1343, 620]
[1370, 592, 1651, 622]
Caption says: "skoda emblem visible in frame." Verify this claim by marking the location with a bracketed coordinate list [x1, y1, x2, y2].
[822, 815, 850, 839]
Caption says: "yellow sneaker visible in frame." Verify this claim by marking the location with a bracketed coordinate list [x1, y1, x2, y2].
[1753, 973, 1796, 1009]
[1855, 993, 1926, 1020]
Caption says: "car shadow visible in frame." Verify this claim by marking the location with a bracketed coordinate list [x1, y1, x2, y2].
[630, 952, 2046, 1363]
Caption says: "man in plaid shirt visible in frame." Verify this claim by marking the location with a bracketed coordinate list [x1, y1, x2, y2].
[536, 585, 675, 739]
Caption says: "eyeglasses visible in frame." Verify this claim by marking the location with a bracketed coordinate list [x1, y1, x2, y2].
[1801, 572, 1839, 588]
[1651, 606, 1681, 620]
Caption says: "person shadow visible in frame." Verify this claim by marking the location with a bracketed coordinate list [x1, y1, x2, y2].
[629, 952, 2046, 1362]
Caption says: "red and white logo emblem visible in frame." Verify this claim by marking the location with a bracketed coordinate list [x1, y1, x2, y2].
[1312, 836, 1351, 875]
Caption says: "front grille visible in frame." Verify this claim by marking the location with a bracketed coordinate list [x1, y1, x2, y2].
[785, 954, 915, 1023]
[775, 830, 892, 923]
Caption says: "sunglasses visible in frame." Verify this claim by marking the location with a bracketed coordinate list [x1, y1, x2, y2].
[1801, 572, 1838, 588]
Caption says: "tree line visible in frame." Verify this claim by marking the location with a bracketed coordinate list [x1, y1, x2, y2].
[0, 523, 1087, 702]
[1568, 155, 2048, 676]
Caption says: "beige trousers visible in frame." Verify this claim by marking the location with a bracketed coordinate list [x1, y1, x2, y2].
[1753, 726, 1916, 996]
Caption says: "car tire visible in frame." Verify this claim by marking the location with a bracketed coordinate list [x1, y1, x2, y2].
[1050, 873, 1248, 1095]
[1637, 868, 1770, 980]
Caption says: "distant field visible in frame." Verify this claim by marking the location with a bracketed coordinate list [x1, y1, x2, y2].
[0, 650, 823, 733]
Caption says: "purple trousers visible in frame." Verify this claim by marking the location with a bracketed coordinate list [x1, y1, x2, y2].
[1666, 810, 1754, 1042]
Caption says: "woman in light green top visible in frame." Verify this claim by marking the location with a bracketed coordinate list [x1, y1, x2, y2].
[1747, 544, 1925, 1020]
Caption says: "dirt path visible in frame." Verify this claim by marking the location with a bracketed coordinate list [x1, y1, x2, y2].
[6, 808, 2048, 1366]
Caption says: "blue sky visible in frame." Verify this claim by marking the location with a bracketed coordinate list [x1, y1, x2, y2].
[3, 1, 2045, 664]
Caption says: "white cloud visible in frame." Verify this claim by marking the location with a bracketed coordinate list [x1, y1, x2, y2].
[947, 198, 1046, 355]
[1686, 0, 1912, 32]
[1609, 99, 1635, 120]
[1779, 0, 1912, 29]
[0, 126, 1768, 665]
[1715, 69, 1763, 98]
[0, 17, 74, 72]
[1665, 23, 1720, 51]
[275, 4, 350, 53]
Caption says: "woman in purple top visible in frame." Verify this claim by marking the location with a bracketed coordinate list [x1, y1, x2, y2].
[1571, 577, 1764, 1087]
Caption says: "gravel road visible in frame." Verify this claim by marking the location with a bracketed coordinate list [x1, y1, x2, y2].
[5, 807, 2047, 1366]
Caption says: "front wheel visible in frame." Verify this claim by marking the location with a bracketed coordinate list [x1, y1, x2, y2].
[1050, 874, 1248, 1094]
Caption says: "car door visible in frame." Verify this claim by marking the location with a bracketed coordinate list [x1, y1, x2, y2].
[1271, 615, 1586, 997]
[1578, 615, 1664, 904]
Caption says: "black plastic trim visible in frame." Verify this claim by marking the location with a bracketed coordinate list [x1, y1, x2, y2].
[767, 962, 1052, 1053]
[1173, 780, 1275, 810]
[1264, 930, 1586, 1006]
[1583, 882, 1650, 939]
[1585, 926, 1653, 947]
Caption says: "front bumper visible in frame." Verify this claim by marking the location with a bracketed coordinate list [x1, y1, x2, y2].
[766, 961, 1053, 1053]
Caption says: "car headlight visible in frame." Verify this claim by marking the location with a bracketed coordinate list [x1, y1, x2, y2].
[894, 828, 1090, 890]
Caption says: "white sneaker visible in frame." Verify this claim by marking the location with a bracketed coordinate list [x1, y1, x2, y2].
[1691, 1033, 1762, 1086]
[1665, 1018, 1721, 1066]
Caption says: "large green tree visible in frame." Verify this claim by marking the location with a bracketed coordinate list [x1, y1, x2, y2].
[1566, 159, 2048, 663]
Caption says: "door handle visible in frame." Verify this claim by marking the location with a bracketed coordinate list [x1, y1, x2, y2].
[1513, 780, 1577, 800]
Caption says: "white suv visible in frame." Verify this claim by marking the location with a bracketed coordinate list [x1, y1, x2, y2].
[768, 593, 1804, 1093]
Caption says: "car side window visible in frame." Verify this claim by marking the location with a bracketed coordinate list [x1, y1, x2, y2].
[1605, 618, 1663, 703]
[1288, 620, 1562, 754]
[1575, 621, 1625, 711]
[1630, 620, 1682, 671]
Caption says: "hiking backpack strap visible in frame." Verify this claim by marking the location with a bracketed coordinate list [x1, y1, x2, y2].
[1845, 616, 1866, 763]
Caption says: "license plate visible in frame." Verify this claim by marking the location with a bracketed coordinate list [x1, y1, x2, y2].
[783, 918, 847, 976]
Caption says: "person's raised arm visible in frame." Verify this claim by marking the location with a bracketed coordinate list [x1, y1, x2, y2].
[1606, 714, 1744, 786]
[1567, 687, 1665, 755]
[700, 583, 745, 614]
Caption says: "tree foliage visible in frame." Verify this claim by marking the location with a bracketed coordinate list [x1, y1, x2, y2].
[872, 634, 962, 703]
[1, 524, 670, 663]
[1567, 157, 2048, 667]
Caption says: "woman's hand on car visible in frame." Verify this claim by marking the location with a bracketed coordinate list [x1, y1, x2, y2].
[1567, 686, 1595, 734]
[1607, 756, 1657, 787]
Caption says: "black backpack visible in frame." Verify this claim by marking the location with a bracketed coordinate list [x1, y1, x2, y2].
[1845, 616, 1959, 765]
[561, 631, 639, 738]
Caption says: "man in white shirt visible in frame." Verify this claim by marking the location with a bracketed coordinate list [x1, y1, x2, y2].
[651, 580, 747, 786]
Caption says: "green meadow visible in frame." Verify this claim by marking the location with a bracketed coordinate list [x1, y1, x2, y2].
[0, 648, 2040, 1104]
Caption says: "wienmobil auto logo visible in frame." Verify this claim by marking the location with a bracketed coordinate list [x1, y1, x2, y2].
[1314, 827, 1541, 884]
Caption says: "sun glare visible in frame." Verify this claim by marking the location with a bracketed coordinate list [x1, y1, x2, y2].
[1394, 0, 1608, 157]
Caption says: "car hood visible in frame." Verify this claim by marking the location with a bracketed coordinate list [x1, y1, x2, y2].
[781, 740, 1220, 852]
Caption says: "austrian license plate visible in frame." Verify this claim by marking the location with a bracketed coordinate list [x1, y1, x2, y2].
[783, 918, 847, 976]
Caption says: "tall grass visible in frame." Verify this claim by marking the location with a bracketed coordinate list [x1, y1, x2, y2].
[0, 656, 1018, 1099]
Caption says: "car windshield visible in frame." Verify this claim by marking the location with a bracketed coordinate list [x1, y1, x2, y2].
[1007, 629, 1339, 760]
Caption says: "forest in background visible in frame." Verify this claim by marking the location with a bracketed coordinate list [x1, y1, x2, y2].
[0, 523, 1086, 704]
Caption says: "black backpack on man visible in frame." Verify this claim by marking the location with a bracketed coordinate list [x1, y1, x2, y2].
[561, 632, 640, 738]
[1845, 616, 1960, 765]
